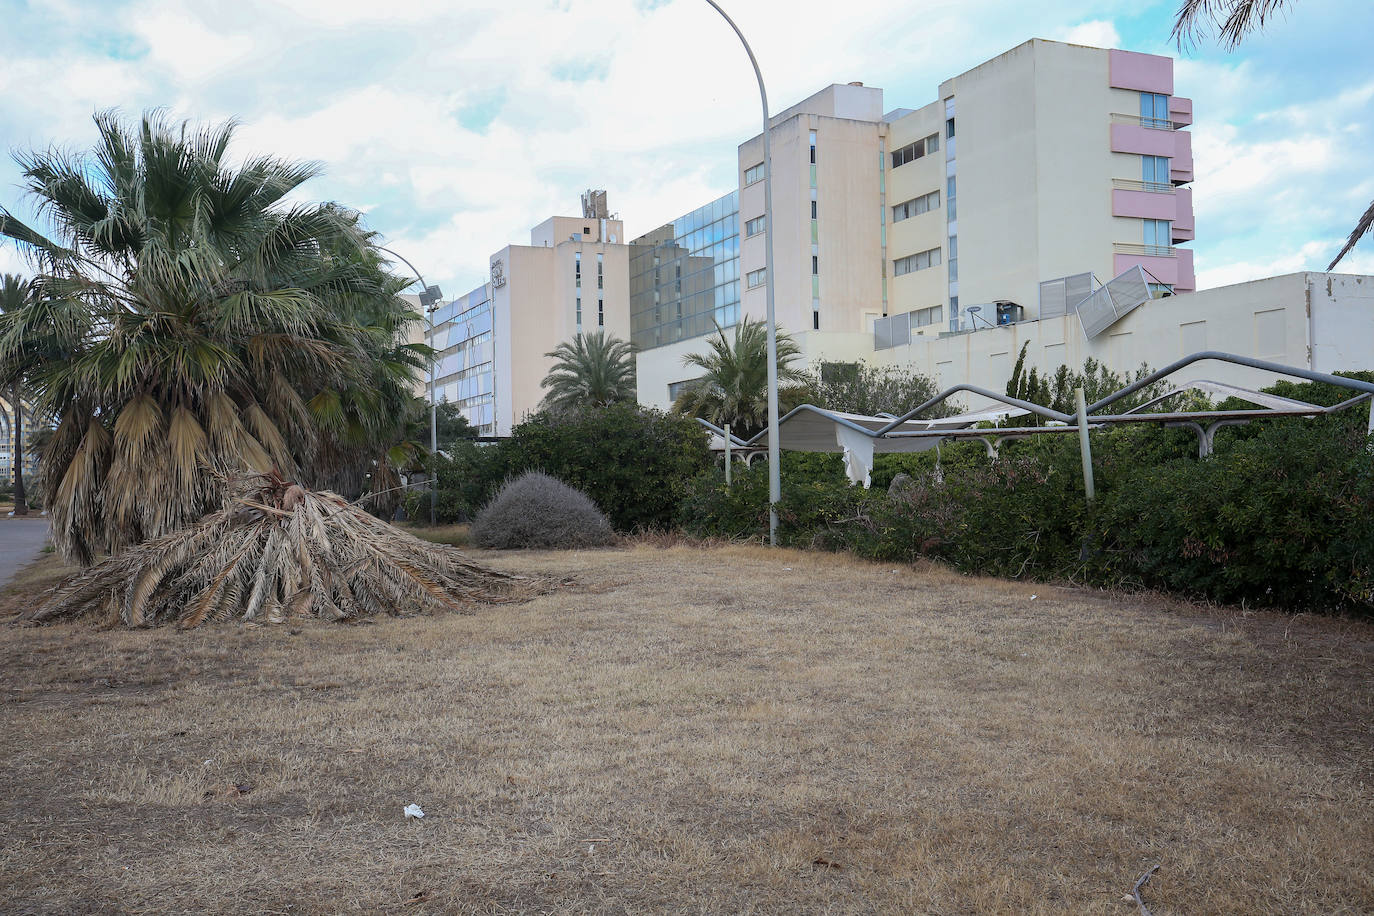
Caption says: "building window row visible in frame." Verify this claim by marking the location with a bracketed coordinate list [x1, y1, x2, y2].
[744, 161, 766, 185]
[745, 215, 766, 237]
[894, 247, 942, 277]
[892, 189, 940, 223]
[746, 267, 767, 289]
[891, 132, 939, 169]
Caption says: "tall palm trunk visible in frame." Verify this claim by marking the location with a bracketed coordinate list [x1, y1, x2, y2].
[11, 381, 26, 516]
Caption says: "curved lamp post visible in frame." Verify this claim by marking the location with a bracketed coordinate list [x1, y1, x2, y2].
[377, 245, 443, 525]
[704, 0, 781, 546]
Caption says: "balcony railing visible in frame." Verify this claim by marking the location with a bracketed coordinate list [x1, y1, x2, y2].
[1110, 112, 1183, 130]
[1112, 178, 1175, 194]
[1114, 242, 1176, 258]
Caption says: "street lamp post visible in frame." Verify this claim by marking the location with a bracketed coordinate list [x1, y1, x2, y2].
[377, 246, 443, 525]
[704, 0, 781, 546]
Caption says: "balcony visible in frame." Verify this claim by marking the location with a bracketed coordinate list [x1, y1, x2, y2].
[1173, 187, 1195, 241]
[1114, 242, 1176, 258]
[1111, 178, 1174, 193]
[1112, 186, 1178, 221]
[1114, 246, 1195, 291]
[1110, 113, 1186, 131]
[1169, 96, 1193, 127]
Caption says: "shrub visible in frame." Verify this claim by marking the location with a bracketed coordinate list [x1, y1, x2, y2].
[504, 404, 710, 532]
[471, 471, 615, 550]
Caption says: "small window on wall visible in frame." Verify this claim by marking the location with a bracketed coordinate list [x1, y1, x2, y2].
[811, 200, 818, 219]
[744, 162, 766, 185]
[745, 215, 766, 237]
[747, 268, 767, 289]
[946, 118, 955, 139]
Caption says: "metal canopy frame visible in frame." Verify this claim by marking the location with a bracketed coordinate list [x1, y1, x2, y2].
[699, 352, 1374, 463]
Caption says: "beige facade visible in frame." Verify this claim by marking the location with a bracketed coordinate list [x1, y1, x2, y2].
[428, 208, 632, 436]
[638, 38, 1205, 406]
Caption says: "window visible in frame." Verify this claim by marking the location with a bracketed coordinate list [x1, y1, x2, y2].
[744, 162, 765, 185]
[597, 252, 604, 288]
[811, 255, 818, 275]
[812, 311, 820, 330]
[913, 304, 942, 327]
[809, 130, 817, 164]
[890, 133, 941, 169]
[947, 176, 957, 221]
[1144, 218, 1172, 248]
[575, 296, 582, 329]
[583, 226, 591, 235]
[893, 247, 942, 276]
[1142, 154, 1170, 186]
[1140, 92, 1170, 128]
[598, 297, 604, 327]
[810, 200, 818, 219]
[747, 268, 767, 288]
[891, 189, 940, 222]
[947, 235, 958, 283]
[745, 215, 766, 237]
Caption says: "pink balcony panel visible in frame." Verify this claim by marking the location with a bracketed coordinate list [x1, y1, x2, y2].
[1173, 187, 1194, 240]
[1175, 248, 1195, 290]
[1114, 250, 1194, 291]
[1111, 122, 1175, 157]
[1170, 130, 1194, 183]
[1113, 188, 1177, 221]
[1169, 96, 1193, 127]
[1108, 49, 1173, 95]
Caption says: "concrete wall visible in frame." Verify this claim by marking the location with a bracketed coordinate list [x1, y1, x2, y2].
[867, 272, 1369, 411]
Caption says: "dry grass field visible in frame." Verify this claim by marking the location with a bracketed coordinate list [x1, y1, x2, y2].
[0, 542, 1370, 915]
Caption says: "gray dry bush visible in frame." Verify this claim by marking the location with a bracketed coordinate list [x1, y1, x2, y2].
[471, 470, 614, 550]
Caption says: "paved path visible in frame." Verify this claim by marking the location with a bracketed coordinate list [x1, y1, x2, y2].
[0, 518, 51, 587]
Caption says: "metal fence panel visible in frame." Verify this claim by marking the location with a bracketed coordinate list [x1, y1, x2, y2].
[1078, 266, 1150, 338]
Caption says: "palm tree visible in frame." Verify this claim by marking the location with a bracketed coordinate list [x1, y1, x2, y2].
[0, 111, 420, 563]
[540, 330, 637, 411]
[672, 318, 806, 438]
[1172, 0, 1371, 268]
[0, 274, 36, 514]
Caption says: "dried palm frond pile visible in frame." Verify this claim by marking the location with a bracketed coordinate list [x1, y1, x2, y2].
[29, 473, 540, 628]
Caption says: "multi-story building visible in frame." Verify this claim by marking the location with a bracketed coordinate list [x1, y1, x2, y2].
[638, 38, 1199, 406]
[426, 195, 632, 436]
[430, 40, 1369, 426]
[628, 190, 741, 400]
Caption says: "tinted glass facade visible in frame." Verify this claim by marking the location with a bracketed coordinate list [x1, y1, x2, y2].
[427, 285, 496, 435]
[629, 190, 740, 350]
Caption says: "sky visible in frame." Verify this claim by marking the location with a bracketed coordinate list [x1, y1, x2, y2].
[1, 0, 1371, 298]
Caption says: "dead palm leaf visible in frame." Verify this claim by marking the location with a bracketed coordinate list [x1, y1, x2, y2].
[28, 472, 547, 628]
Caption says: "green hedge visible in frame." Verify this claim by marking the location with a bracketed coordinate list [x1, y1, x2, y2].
[422, 404, 710, 532]
[677, 409, 1374, 615]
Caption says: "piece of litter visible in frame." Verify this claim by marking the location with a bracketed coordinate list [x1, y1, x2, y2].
[1029, 594, 1038, 600]
[782, 567, 791, 571]
[403, 803, 425, 819]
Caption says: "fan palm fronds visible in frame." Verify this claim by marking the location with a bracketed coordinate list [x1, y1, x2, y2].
[28, 473, 540, 628]
[1172, 0, 1296, 49]
[672, 318, 806, 438]
[540, 330, 637, 411]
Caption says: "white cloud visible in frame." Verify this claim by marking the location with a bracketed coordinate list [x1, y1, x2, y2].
[1055, 20, 1120, 49]
[2, 0, 1373, 300]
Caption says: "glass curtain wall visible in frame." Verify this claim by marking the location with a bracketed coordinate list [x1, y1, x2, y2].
[426, 286, 496, 435]
[628, 190, 740, 350]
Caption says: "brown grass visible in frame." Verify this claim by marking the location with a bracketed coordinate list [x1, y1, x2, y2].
[0, 544, 1370, 914]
